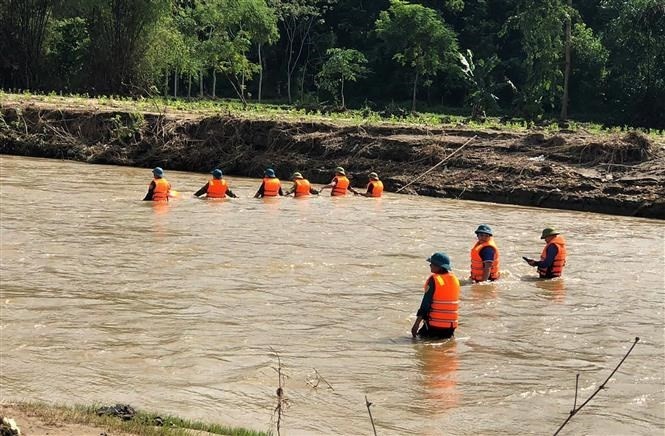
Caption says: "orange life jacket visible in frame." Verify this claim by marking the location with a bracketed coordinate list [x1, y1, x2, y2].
[470, 239, 500, 281]
[262, 177, 281, 197]
[424, 273, 460, 329]
[332, 175, 350, 196]
[151, 178, 170, 201]
[367, 180, 384, 197]
[206, 178, 228, 198]
[294, 179, 311, 197]
[539, 235, 567, 278]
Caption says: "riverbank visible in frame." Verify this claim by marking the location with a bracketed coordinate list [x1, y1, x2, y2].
[0, 402, 266, 436]
[1, 94, 663, 218]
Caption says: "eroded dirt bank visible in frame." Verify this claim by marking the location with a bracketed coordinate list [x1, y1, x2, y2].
[1, 101, 663, 219]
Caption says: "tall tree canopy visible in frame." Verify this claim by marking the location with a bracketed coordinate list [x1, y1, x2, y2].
[375, 0, 459, 112]
[1, 0, 663, 128]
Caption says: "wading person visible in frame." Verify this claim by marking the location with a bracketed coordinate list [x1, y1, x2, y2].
[411, 252, 460, 339]
[360, 172, 384, 197]
[143, 167, 171, 201]
[319, 167, 358, 196]
[285, 172, 319, 197]
[194, 169, 238, 199]
[470, 224, 500, 283]
[524, 228, 567, 279]
[254, 168, 284, 198]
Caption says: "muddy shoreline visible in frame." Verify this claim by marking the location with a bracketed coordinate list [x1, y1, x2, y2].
[1, 100, 663, 219]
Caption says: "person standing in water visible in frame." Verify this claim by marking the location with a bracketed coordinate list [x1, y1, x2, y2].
[359, 172, 384, 197]
[143, 167, 171, 201]
[194, 169, 238, 198]
[319, 167, 358, 196]
[254, 168, 284, 198]
[412, 252, 460, 339]
[524, 228, 567, 278]
[285, 172, 319, 197]
[470, 224, 500, 283]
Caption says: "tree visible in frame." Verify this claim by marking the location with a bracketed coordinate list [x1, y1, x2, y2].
[316, 48, 367, 108]
[240, 0, 279, 102]
[602, 0, 665, 129]
[459, 50, 504, 120]
[506, 0, 570, 119]
[0, 0, 58, 89]
[568, 22, 608, 114]
[86, 0, 170, 93]
[44, 17, 89, 90]
[271, 0, 335, 103]
[375, 0, 459, 112]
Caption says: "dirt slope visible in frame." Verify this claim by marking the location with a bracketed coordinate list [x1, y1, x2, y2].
[1, 100, 663, 219]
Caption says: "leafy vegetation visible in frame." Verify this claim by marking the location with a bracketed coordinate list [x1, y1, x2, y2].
[0, 0, 663, 129]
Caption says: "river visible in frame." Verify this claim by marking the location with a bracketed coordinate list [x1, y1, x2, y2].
[1, 155, 663, 435]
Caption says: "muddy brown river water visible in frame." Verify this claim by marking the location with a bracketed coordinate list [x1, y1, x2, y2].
[1, 155, 663, 435]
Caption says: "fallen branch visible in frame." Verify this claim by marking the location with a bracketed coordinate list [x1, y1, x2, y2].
[306, 368, 335, 391]
[396, 135, 477, 193]
[269, 348, 288, 436]
[553, 337, 640, 435]
[365, 395, 377, 436]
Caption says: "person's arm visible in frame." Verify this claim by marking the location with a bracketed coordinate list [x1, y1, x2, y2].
[193, 183, 209, 198]
[360, 183, 373, 197]
[227, 189, 238, 198]
[254, 182, 265, 198]
[411, 315, 425, 338]
[320, 178, 337, 191]
[285, 183, 296, 196]
[143, 180, 156, 201]
[411, 277, 435, 337]
[477, 246, 495, 282]
[310, 187, 320, 195]
[278, 186, 284, 196]
[536, 244, 558, 268]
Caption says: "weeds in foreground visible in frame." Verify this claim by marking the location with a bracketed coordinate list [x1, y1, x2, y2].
[5, 401, 267, 436]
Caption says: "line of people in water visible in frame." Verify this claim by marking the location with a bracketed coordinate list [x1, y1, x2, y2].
[143, 166, 567, 342]
[143, 166, 383, 201]
[413, 224, 567, 339]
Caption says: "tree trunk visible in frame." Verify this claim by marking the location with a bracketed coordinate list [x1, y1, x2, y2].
[411, 71, 419, 112]
[188, 73, 192, 98]
[340, 78, 345, 108]
[173, 68, 178, 98]
[299, 63, 307, 101]
[212, 70, 217, 98]
[258, 43, 264, 102]
[560, 0, 572, 121]
[199, 70, 204, 97]
[164, 71, 168, 96]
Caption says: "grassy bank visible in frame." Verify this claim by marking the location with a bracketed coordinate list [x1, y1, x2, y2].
[2, 91, 663, 139]
[0, 401, 267, 436]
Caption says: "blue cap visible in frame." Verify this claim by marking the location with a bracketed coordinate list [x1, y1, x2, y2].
[211, 169, 223, 178]
[265, 168, 276, 177]
[152, 167, 164, 177]
[427, 252, 452, 270]
[475, 224, 493, 236]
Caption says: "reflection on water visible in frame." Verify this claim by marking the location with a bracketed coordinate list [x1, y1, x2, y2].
[1, 156, 664, 435]
[415, 340, 459, 411]
[534, 278, 566, 303]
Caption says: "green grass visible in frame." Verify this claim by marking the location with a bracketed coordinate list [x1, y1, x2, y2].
[2, 90, 663, 139]
[5, 401, 269, 436]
